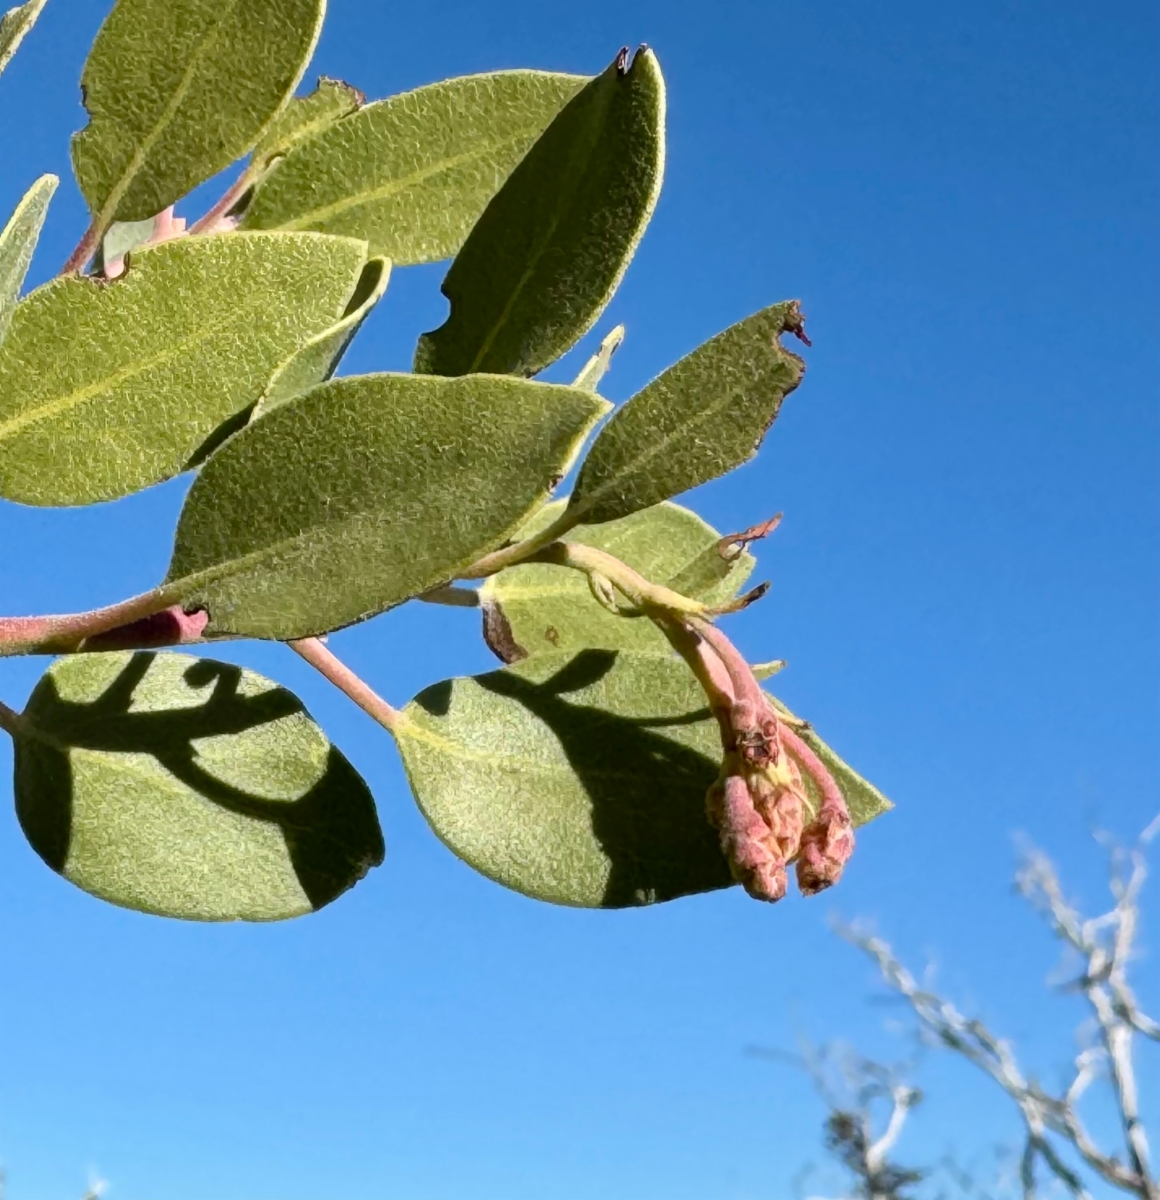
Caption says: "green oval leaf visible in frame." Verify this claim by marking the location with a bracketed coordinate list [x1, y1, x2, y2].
[254, 255, 390, 416]
[241, 70, 587, 266]
[398, 649, 731, 908]
[480, 499, 755, 661]
[0, 0, 48, 79]
[13, 650, 383, 921]
[414, 48, 665, 378]
[0, 231, 368, 506]
[397, 649, 890, 908]
[0, 173, 56, 343]
[570, 303, 808, 524]
[252, 75, 364, 171]
[71, 0, 325, 227]
[165, 373, 609, 640]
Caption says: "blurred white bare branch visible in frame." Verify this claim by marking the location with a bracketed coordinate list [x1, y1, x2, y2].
[836, 816, 1159, 1200]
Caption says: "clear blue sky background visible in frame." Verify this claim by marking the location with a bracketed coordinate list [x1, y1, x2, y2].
[0, 1, 1157, 1197]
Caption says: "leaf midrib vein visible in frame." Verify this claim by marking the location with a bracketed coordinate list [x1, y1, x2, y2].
[0, 290, 290, 442]
[270, 125, 545, 231]
[577, 367, 785, 514]
[93, 0, 243, 226]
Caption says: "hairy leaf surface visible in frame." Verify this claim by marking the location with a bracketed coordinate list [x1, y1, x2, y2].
[71, 0, 325, 226]
[0, 0, 47, 78]
[252, 75, 364, 169]
[414, 48, 664, 377]
[480, 500, 755, 661]
[0, 174, 55, 342]
[13, 651, 383, 921]
[398, 649, 730, 907]
[242, 71, 586, 265]
[255, 256, 390, 414]
[166, 374, 609, 639]
[0, 232, 367, 505]
[398, 649, 889, 908]
[570, 303, 808, 523]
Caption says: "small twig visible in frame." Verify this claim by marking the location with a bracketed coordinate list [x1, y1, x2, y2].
[839, 816, 1160, 1200]
[0, 587, 187, 656]
[60, 218, 104, 275]
[418, 584, 481, 608]
[189, 168, 255, 235]
[288, 637, 401, 733]
[0, 698, 25, 737]
[459, 508, 588, 580]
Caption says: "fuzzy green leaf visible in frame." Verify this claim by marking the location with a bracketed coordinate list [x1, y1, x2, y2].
[165, 373, 609, 640]
[397, 649, 889, 908]
[480, 499, 755, 661]
[414, 48, 665, 378]
[13, 651, 383, 921]
[241, 70, 586, 266]
[398, 649, 731, 907]
[570, 303, 808, 523]
[252, 75, 364, 170]
[255, 255, 390, 415]
[0, 174, 55, 343]
[71, 0, 325, 227]
[0, 231, 367, 506]
[0, 0, 47, 78]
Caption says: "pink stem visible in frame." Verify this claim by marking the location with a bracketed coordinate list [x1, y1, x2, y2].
[60, 219, 104, 275]
[779, 724, 846, 814]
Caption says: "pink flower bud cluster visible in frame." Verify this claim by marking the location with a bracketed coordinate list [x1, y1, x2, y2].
[680, 619, 854, 903]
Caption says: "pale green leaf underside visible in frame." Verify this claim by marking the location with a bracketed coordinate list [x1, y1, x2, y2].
[242, 70, 587, 266]
[14, 651, 383, 921]
[571, 303, 807, 523]
[0, 173, 56, 343]
[99, 213, 159, 269]
[398, 649, 889, 909]
[252, 75, 364, 170]
[572, 324, 625, 392]
[255, 255, 390, 415]
[480, 499, 755, 661]
[0, 231, 367, 506]
[71, 0, 325, 225]
[0, 0, 47, 78]
[165, 373, 609, 640]
[415, 48, 665, 379]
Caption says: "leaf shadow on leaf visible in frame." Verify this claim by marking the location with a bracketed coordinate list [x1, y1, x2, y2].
[16, 652, 384, 909]
[469, 649, 733, 906]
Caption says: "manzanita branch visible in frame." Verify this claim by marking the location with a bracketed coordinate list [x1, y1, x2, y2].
[60, 217, 104, 275]
[288, 637, 402, 733]
[0, 588, 200, 656]
[837, 818, 1160, 1200]
[189, 168, 256, 235]
[459, 508, 590, 579]
[0, 697, 25, 737]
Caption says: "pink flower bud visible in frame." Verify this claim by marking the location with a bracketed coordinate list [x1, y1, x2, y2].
[706, 767, 788, 902]
[751, 759, 807, 863]
[795, 806, 855, 895]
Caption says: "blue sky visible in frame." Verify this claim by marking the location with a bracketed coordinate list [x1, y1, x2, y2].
[0, 1, 1157, 1197]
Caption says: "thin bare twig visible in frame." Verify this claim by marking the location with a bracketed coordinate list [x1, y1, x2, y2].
[288, 637, 401, 733]
[838, 817, 1159, 1200]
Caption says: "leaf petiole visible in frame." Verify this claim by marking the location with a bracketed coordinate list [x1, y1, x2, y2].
[288, 636, 402, 734]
